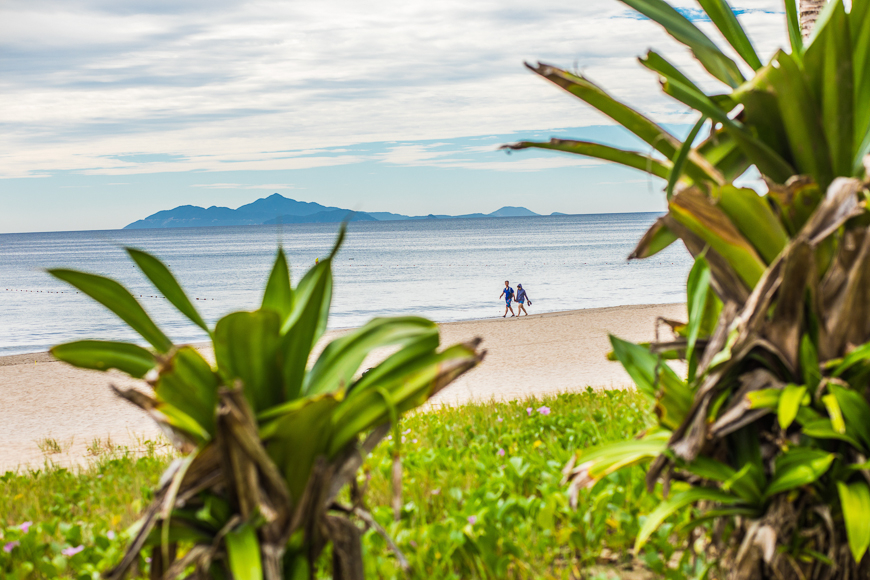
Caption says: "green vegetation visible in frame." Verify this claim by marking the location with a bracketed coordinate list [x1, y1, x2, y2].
[509, 0, 870, 577]
[45, 227, 482, 579]
[3, 391, 715, 579]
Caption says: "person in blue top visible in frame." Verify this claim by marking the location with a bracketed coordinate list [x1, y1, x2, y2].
[516, 284, 531, 316]
[499, 280, 516, 318]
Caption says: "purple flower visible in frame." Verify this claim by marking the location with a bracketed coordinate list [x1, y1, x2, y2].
[467, 516, 477, 525]
[107, 531, 116, 540]
[3, 541, 19, 553]
[497, 417, 503, 422]
[61, 545, 84, 557]
[431, 488, 441, 495]
[526, 407, 532, 416]
[19, 521, 32, 533]
[497, 448, 505, 457]
[537, 406, 551, 416]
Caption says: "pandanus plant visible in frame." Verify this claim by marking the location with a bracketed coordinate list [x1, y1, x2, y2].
[508, 0, 870, 577]
[48, 228, 483, 580]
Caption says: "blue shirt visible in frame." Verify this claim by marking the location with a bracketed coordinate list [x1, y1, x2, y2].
[504, 286, 514, 300]
[516, 288, 526, 302]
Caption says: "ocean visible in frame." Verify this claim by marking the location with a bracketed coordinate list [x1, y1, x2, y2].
[0, 213, 693, 356]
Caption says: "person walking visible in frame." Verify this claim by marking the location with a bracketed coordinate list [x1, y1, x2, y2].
[499, 280, 516, 318]
[516, 284, 531, 316]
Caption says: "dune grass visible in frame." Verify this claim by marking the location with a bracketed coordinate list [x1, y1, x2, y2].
[1, 389, 707, 579]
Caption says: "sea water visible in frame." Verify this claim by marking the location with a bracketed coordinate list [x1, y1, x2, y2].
[0, 213, 693, 356]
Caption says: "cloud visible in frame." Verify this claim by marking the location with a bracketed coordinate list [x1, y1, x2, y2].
[0, 0, 787, 178]
[192, 182, 301, 189]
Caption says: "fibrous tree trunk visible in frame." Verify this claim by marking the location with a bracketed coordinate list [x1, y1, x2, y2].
[800, 0, 827, 38]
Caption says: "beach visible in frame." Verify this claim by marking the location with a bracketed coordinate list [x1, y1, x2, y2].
[0, 303, 685, 471]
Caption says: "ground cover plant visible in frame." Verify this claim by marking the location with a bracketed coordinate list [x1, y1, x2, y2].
[42, 228, 483, 579]
[2, 391, 707, 579]
[509, 0, 870, 578]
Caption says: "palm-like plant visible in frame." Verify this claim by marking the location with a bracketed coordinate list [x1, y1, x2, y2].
[49, 228, 483, 580]
[508, 0, 870, 577]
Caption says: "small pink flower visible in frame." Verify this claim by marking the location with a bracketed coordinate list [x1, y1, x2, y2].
[107, 531, 116, 540]
[3, 541, 19, 553]
[409, 540, 418, 548]
[537, 406, 551, 416]
[497, 448, 505, 457]
[526, 407, 532, 416]
[19, 521, 32, 533]
[497, 416, 503, 422]
[467, 516, 477, 525]
[431, 488, 440, 495]
[62, 545, 84, 557]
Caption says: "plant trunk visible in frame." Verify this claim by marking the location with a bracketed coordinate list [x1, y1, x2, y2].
[799, 0, 827, 39]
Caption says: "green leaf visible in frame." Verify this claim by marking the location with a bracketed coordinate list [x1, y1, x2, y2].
[126, 248, 210, 334]
[764, 50, 834, 188]
[851, 0, 870, 175]
[504, 139, 672, 180]
[609, 336, 691, 429]
[639, 51, 707, 95]
[154, 346, 220, 439]
[280, 258, 333, 401]
[696, 0, 763, 70]
[668, 188, 767, 289]
[838, 481, 870, 563]
[616, 0, 745, 87]
[823, 393, 846, 434]
[661, 76, 795, 182]
[629, 217, 679, 259]
[747, 388, 781, 410]
[214, 311, 282, 413]
[765, 448, 834, 498]
[777, 384, 807, 430]
[832, 341, 870, 377]
[800, 334, 822, 393]
[50, 340, 156, 378]
[685, 254, 711, 380]
[635, 487, 741, 551]
[667, 116, 708, 199]
[783, 0, 803, 57]
[304, 316, 439, 396]
[575, 431, 670, 482]
[262, 247, 293, 324]
[683, 457, 761, 503]
[48, 269, 173, 353]
[225, 524, 263, 580]
[327, 342, 480, 456]
[803, 1, 853, 178]
[830, 383, 870, 450]
[801, 418, 863, 447]
[713, 186, 789, 264]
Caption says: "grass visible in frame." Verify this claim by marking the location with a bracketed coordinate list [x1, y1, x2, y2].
[1, 389, 708, 579]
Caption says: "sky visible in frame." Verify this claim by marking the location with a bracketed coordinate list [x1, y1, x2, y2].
[0, 0, 788, 233]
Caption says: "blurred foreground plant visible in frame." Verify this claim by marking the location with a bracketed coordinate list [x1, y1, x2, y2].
[49, 227, 483, 579]
[509, 0, 870, 578]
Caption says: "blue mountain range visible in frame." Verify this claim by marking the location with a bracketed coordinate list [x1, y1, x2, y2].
[124, 194, 554, 229]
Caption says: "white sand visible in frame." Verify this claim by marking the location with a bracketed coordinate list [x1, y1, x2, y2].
[0, 303, 685, 471]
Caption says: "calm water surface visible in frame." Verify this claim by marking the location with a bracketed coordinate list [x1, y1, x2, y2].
[0, 214, 692, 356]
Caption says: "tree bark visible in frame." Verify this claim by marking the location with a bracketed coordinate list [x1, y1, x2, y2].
[799, 0, 827, 39]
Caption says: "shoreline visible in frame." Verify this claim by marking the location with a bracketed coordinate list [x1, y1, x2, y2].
[0, 302, 686, 470]
[0, 301, 685, 364]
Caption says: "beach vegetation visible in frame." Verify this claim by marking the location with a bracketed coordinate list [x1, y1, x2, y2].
[511, 0, 870, 577]
[45, 227, 483, 579]
[3, 391, 705, 579]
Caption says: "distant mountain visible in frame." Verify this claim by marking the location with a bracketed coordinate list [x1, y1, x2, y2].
[262, 210, 377, 225]
[124, 195, 545, 229]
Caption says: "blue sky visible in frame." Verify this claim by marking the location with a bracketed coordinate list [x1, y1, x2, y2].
[0, 0, 786, 233]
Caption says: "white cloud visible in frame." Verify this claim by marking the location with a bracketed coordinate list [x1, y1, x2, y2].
[192, 182, 301, 189]
[0, 0, 787, 178]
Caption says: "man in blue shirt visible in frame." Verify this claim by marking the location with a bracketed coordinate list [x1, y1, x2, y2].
[499, 280, 515, 318]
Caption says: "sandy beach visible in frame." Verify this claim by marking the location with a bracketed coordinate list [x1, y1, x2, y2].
[0, 303, 685, 471]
